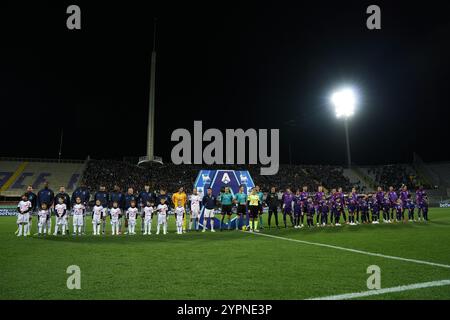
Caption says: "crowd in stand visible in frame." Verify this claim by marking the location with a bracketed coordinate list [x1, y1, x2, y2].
[82, 160, 357, 193]
[368, 164, 428, 190]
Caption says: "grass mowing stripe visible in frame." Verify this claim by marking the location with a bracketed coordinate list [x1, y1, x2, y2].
[248, 231, 450, 269]
[307, 279, 450, 300]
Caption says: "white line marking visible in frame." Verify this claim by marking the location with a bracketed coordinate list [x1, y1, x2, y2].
[249, 232, 450, 269]
[307, 279, 450, 300]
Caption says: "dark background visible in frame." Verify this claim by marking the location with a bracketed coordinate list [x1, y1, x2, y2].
[1, 0, 449, 165]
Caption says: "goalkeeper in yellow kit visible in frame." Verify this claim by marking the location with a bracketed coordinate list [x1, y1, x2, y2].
[172, 187, 187, 232]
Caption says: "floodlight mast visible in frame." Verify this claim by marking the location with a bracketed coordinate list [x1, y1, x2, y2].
[331, 88, 356, 168]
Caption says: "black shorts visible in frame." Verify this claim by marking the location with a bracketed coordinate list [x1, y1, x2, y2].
[258, 204, 263, 215]
[221, 205, 232, 215]
[237, 204, 247, 215]
[249, 206, 259, 218]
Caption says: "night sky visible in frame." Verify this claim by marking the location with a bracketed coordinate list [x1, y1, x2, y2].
[1, 1, 450, 165]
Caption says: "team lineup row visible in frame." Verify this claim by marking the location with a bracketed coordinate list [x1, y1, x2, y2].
[14, 182, 429, 237]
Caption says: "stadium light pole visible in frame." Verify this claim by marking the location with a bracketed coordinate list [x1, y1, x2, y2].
[331, 88, 356, 168]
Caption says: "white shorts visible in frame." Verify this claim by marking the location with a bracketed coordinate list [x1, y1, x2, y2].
[128, 218, 136, 226]
[191, 206, 200, 218]
[56, 216, 67, 225]
[38, 216, 47, 226]
[92, 216, 101, 225]
[17, 213, 29, 224]
[176, 215, 183, 225]
[144, 217, 152, 224]
[157, 214, 166, 225]
[111, 219, 119, 225]
[73, 215, 84, 226]
[204, 208, 215, 218]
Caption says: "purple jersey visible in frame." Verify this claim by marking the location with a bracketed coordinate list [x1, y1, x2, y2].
[282, 192, 294, 211]
[300, 191, 309, 205]
[415, 189, 426, 204]
[376, 191, 384, 205]
[315, 191, 324, 204]
[400, 190, 409, 203]
[388, 191, 398, 204]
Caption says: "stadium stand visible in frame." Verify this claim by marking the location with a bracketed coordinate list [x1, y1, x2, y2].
[0, 158, 86, 197]
[82, 160, 357, 193]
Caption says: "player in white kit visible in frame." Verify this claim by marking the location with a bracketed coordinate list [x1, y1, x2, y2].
[37, 203, 50, 235]
[72, 197, 85, 235]
[16, 194, 32, 237]
[92, 200, 104, 235]
[126, 200, 139, 235]
[156, 198, 168, 235]
[109, 201, 121, 235]
[54, 198, 67, 236]
[175, 201, 185, 235]
[143, 201, 154, 235]
[189, 188, 202, 231]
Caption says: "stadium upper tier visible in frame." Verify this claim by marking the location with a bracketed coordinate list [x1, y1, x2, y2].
[81, 160, 358, 193]
[0, 158, 86, 197]
[1, 158, 441, 197]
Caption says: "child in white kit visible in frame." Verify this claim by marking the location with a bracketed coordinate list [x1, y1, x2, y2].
[126, 200, 139, 235]
[54, 197, 67, 235]
[156, 198, 168, 235]
[16, 194, 32, 237]
[72, 197, 85, 235]
[110, 201, 121, 235]
[175, 201, 185, 235]
[92, 200, 103, 235]
[143, 201, 154, 235]
[38, 203, 50, 235]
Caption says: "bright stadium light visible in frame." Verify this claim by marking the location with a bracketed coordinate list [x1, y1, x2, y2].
[331, 88, 356, 118]
[330, 87, 358, 168]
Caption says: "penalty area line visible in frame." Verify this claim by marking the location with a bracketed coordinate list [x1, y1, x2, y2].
[306, 279, 450, 300]
[248, 232, 450, 269]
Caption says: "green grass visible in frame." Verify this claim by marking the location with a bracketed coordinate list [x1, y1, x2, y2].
[1, 209, 450, 300]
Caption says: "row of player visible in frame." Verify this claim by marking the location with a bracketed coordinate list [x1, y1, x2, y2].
[15, 183, 429, 236]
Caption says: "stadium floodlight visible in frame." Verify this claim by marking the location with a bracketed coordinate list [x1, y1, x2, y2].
[330, 87, 358, 168]
[331, 88, 356, 118]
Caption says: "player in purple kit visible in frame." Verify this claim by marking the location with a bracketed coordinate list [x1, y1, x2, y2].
[399, 185, 409, 221]
[293, 189, 302, 229]
[281, 188, 294, 228]
[314, 186, 325, 226]
[337, 187, 347, 224]
[329, 189, 337, 224]
[415, 186, 427, 222]
[347, 187, 358, 225]
[388, 186, 398, 222]
[299, 186, 309, 228]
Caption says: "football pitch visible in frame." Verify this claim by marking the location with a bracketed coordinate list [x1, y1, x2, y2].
[1, 209, 450, 300]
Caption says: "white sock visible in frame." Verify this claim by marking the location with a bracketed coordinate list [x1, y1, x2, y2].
[62, 225, 66, 235]
[55, 225, 59, 234]
[24, 224, 29, 235]
[210, 219, 214, 230]
[203, 221, 206, 230]
[97, 224, 101, 234]
[78, 226, 82, 234]
[157, 224, 160, 234]
[18, 224, 23, 236]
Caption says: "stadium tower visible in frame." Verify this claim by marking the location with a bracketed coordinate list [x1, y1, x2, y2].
[139, 18, 163, 166]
